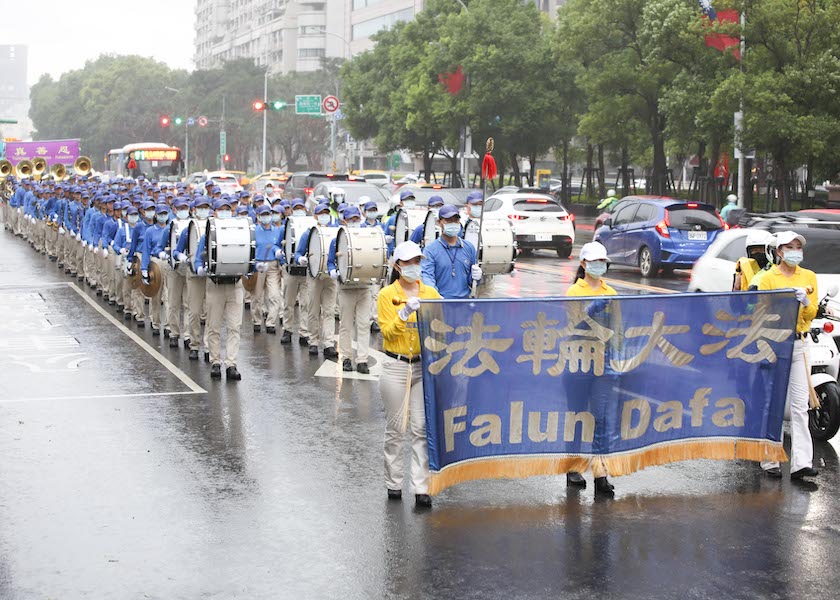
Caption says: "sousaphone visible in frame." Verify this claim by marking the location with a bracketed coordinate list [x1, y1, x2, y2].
[0, 159, 12, 178]
[32, 157, 48, 179]
[16, 159, 34, 178]
[50, 163, 67, 181]
[74, 156, 92, 176]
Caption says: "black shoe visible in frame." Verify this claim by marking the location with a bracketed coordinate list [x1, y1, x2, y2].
[189, 349, 199, 361]
[204, 351, 210, 362]
[244, 302, 251, 310]
[200, 319, 206, 326]
[298, 335, 309, 346]
[356, 362, 369, 374]
[566, 472, 586, 488]
[163, 329, 170, 339]
[371, 322, 380, 333]
[266, 326, 276, 334]
[135, 320, 145, 329]
[309, 345, 320, 355]
[415, 494, 432, 508]
[169, 336, 179, 348]
[108, 299, 116, 306]
[280, 330, 292, 344]
[96, 289, 102, 297]
[210, 364, 222, 379]
[151, 327, 160, 337]
[123, 312, 132, 321]
[387, 489, 402, 500]
[764, 466, 783, 479]
[226, 366, 241, 381]
[253, 324, 261, 333]
[183, 338, 191, 349]
[594, 477, 615, 498]
[116, 305, 124, 314]
[791, 467, 819, 480]
[324, 346, 338, 359]
[343, 358, 353, 372]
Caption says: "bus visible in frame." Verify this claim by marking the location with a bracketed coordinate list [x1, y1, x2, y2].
[106, 143, 184, 181]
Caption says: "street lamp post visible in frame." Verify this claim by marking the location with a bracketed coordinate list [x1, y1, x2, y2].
[262, 69, 269, 173]
[165, 87, 190, 175]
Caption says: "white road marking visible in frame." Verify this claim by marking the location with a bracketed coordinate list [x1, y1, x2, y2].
[313, 344, 389, 381]
[67, 282, 206, 394]
[0, 390, 205, 404]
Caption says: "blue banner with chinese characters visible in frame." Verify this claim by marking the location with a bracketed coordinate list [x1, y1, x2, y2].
[418, 291, 799, 495]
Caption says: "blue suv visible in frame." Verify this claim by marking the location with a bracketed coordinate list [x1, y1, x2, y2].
[594, 197, 726, 277]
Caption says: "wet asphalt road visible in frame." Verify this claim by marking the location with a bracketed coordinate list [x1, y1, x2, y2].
[1, 225, 839, 599]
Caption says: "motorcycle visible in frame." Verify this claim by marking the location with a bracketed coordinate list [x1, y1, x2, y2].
[807, 285, 840, 441]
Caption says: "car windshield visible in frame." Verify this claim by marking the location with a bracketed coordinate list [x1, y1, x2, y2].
[405, 189, 467, 206]
[801, 238, 840, 274]
[513, 198, 566, 212]
[668, 207, 721, 230]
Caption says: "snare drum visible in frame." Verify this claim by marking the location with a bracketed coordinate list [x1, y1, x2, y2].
[168, 219, 191, 268]
[421, 210, 439, 248]
[283, 216, 315, 275]
[187, 218, 207, 274]
[205, 217, 256, 278]
[306, 226, 340, 278]
[476, 220, 516, 275]
[336, 226, 387, 284]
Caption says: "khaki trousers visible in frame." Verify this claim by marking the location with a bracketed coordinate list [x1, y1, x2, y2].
[187, 273, 207, 351]
[337, 285, 373, 363]
[380, 359, 428, 493]
[307, 276, 337, 348]
[282, 274, 310, 337]
[252, 262, 282, 327]
[205, 278, 244, 368]
[166, 263, 189, 338]
[148, 257, 166, 328]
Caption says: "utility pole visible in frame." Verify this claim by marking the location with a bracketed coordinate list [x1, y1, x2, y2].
[262, 69, 268, 173]
[737, 6, 746, 209]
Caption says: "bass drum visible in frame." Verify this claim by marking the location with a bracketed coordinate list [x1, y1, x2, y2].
[336, 226, 388, 285]
[421, 210, 439, 248]
[168, 219, 191, 268]
[206, 217, 256, 277]
[477, 220, 516, 275]
[283, 216, 316, 273]
[187, 218, 207, 273]
[306, 226, 340, 278]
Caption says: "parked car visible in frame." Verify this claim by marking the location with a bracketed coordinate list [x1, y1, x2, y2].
[689, 226, 840, 293]
[283, 172, 360, 202]
[185, 171, 243, 194]
[483, 191, 576, 257]
[594, 197, 725, 277]
[356, 171, 391, 187]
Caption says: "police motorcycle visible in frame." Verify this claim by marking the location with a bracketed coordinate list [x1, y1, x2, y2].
[807, 284, 840, 441]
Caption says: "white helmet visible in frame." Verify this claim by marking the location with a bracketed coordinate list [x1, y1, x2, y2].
[329, 187, 346, 204]
[726, 194, 738, 204]
[745, 229, 773, 249]
[607, 189, 616, 198]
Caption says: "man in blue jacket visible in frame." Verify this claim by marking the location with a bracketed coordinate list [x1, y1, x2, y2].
[251, 204, 284, 333]
[421, 204, 481, 299]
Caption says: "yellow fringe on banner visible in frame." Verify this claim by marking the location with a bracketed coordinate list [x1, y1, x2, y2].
[428, 438, 788, 496]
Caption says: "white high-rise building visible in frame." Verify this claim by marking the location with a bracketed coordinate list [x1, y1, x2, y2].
[0, 45, 31, 141]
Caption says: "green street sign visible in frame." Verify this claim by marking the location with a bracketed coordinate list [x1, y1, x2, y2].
[389, 154, 400, 170]
[220, 130, 227, 155]
[295, 95, 322, 115]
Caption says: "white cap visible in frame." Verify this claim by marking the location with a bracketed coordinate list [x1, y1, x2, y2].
[774, 230, 806, 247]
[745, 229, 773, 248]
[393, 241, 425, 262]
[579, 241, 610, 262]
[727, 194, 738, 203]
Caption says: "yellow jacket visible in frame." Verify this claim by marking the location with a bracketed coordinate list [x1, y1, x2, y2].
[757, 264, 818, 333]
[377, 280, 442, 357]
[735, 257, 761, 291]
[565, 278, 617, 297]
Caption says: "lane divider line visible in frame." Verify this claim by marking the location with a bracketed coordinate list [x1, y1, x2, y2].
[0, 390, 205, 404]
[67, 282, 207, 394]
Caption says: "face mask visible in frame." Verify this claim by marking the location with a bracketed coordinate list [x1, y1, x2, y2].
[216, 210, 232, 220]
[347, 221, 361, 228]
[403, 200, 416, 210]
[259, 215, 272, 225]
[176, 210, 189, 220]
[471, 206, 483, 218]
[293, 210, 306, 218]
[121, 210, 128, 219]
[399, 264, 422, 283]
[585, 261, 608, 279]
[144, 210, 155, 220]
[366, 211, 378, 220]
[317, 214, 330, 226]
[271, 214, 282, 223]
[127, 214, 139, 224]
[196, 208, 210, 219]
[443, 222, 461, 237]
[782, 249, 803, 266]
[156, 214, 168, 224]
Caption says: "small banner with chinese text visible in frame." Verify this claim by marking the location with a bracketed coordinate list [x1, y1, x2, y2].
[419, 291, 798, 495]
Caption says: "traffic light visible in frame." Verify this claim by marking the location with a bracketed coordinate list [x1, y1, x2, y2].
[270, 100, 287, 110]
[253, 100, 265, 111]
[173, 116, 184, 126]
[160, 115, 170, 127]
[223, 154, 230, 163]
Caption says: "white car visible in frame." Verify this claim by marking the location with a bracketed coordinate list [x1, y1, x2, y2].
[483, 192, 575, 257]
[689, 227, 840, 294]
[186, 171, 243, 195]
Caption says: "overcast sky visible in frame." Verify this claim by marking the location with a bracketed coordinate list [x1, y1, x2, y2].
[7, 0, 195, 86]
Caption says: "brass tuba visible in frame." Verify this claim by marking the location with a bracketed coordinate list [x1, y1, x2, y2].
[32, 156, 48, 178]
[0, 159, 12, 178]
[50, 163, 67, 181]
[74, 156, 92, 176]
[16, 159, 34, 178]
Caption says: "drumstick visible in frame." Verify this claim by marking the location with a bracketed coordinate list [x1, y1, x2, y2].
[806, 285, 814, 294]
[392, 297, 406, 306]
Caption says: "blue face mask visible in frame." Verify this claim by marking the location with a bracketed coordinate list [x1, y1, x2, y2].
[271, 213, 282, 223]
[443, 222, 461, 237]
[783, 249, 803, 266]
[366, 211, 378, 220]
[176, 210, 189, 220]
[585, 261, 608, 279]
[471, 205, 483, 218]
[216, 210, 232, 220]
[259, 215, 272, 225]
[293, 210, 306, 218]
[127, 214, 139, 224]
[156, 214, 168, 224]
[196, 208, 210, 219]
[317, 214, 331, 226]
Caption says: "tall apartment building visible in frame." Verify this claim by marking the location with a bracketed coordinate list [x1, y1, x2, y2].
[194, 0, 562, 73]
[0, 45, 31, 141]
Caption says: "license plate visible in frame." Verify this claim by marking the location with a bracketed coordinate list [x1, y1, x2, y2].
[535, 234, 553, 242]
[688, 231, 707, 241]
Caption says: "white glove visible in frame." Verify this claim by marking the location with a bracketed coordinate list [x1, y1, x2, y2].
[298, 255, 308, 267]
[196, 266, 207, 277]
[471, 265, 483, 281]
[329, 269, 339, 280]
[120, 248, 128, 256]
[398, 297, 421, 321]
[175, 252, 187, 263]
[157, 251, 167, 260]
[75, 233, 81, 241]
[385, 235, 394, 244]
[794, 287, 810, 307]
[256, 262, 268, 273]
[59, 227, 65, 235]
[275, 248, 283, 260]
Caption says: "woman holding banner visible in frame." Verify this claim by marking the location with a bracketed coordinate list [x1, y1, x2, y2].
[565, 242, 617, 498]
[377, 241, 442, 508]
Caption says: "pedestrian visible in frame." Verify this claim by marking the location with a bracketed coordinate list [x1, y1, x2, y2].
[252, 204, 283, 333]
[377, 241, 442, 508]
[756, 231, 818, 480]
[720, 194, 738, 222]
[421, 204, 481, 299]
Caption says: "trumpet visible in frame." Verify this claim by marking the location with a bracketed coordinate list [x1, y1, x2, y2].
[16, 159, 34, 178]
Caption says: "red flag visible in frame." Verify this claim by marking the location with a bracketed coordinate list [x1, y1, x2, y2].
[704, 9, 741, 60]
[438, 66, 465, 95]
